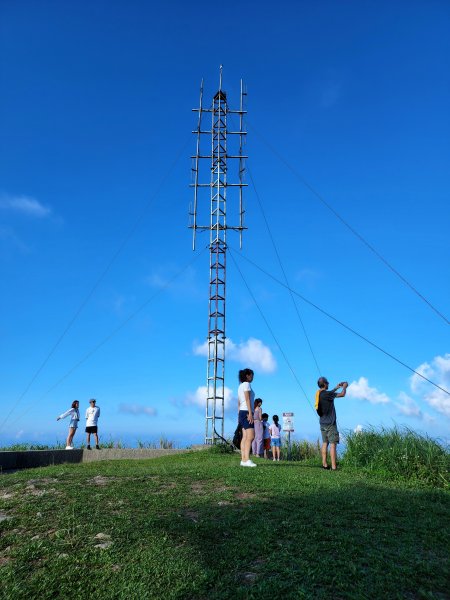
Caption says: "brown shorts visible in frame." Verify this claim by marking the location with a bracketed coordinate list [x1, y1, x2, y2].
[263, 438, 271, 450]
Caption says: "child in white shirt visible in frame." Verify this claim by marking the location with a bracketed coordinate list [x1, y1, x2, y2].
[269, 414, 282, 462]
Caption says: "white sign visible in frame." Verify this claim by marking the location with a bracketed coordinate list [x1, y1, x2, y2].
[282, 412, 294, 432]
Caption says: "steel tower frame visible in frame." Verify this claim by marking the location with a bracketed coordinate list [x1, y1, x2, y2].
[190, 68, 247, 444]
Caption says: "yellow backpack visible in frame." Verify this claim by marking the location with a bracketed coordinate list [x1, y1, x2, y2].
[315, 390, 324, 417]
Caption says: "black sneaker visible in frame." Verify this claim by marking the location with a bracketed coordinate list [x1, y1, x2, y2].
[96, 445, 100, 450]
[87, 445, 91, 450]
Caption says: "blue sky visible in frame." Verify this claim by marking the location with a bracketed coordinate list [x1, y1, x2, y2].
[0, 0, 449, 447]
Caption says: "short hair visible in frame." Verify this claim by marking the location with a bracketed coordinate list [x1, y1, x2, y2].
[261, 413, 268, 420]
[317, 377, 328, 388]
[238, 368, 254, 383]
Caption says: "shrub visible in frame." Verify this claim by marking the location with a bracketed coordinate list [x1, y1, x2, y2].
[282, 438, 322, 461]
[342, 426, 449, 488]
[208, 441, 236, 454]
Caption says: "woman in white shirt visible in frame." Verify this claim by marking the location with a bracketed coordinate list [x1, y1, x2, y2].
[56, 400, 80, 449]
[237, 368, 257, 467]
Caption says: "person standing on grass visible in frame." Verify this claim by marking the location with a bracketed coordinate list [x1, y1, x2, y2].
[56, 400, 80, 449]
[251, 398, 264, 457]
[315, 377, 348, 470]
[238, 368, 257, 467]
[269, 415, 282, 461]
[262, 412, 271, 459]
[85, 398, 101, 450]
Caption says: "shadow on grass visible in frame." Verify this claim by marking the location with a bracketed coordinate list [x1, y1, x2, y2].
[150, 480, 449, 599]
[1, 458, 448, 600]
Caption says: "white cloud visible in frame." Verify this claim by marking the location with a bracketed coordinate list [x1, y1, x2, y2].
[193, 337, 276, 374]
[346, 377, 390, 404]
[0, 194, 51, 218]
[118, 403, 157, 417]
[185, 385, 234, 410]
[354, 424, 363, 434]
[15, 429, 25, 439]
[395, 392, 422, 418]
[409, 353, 450, 418]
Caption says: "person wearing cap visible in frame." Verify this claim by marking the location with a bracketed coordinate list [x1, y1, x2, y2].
[85, 399, 101, 450]
[315, 377, 348, 470]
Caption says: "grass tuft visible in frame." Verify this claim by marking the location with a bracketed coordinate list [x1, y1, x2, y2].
[282, 438, 321, 461]
[342, 426, 449, 488]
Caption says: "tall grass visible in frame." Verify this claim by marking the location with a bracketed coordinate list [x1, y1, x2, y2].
[343, 426, 449, 488]
[0, 437, 176, 451]
[282, 438, 321, 461]
[0, 442, 66, 451]
[136, 436, 175, 449]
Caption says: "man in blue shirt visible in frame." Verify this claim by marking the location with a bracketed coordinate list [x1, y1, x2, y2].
[315, 377, 348, 470]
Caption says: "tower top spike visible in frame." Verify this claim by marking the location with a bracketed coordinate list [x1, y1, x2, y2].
[219, 65, 223, 89]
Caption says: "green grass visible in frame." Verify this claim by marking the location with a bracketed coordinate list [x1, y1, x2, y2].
[0, 437, 176, 451]
[342, 426, 449, 488]
[282, 438, 321, 461]
[0, 450, 449, 599]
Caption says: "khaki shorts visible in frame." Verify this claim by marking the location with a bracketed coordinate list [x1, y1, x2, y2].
[320, 424, 339, 444]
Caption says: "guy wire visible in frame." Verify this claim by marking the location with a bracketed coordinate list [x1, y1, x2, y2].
[230, 248, 449, 397]
[0, 136, 193, 435]
[248, 123, 449, 326]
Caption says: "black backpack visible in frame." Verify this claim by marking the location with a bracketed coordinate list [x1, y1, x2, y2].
[232, 423, 243, 449]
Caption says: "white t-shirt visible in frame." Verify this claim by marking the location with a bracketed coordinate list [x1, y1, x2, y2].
[85, 406, 100, 427]
[238, 381, 255, 411]
[269, 423, 281, 439]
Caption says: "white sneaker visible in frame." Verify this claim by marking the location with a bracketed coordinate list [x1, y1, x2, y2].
[65, 446, 73, 450]
[240, 460, 257, 467]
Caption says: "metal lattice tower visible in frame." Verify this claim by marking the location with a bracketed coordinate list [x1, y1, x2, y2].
[190, 67, 247, 444]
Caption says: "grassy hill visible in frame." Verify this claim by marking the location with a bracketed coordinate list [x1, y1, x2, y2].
[0, 449, 448, 599]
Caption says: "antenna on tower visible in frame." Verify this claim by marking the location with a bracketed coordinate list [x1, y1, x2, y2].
[190, 68, 248, 444]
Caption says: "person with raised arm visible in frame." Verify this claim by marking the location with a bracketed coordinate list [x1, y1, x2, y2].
[56, 400, 80, 449]
[315, 377, 348, 470]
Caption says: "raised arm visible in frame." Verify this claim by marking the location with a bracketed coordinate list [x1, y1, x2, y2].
[57, 408, 73, 421]
[334, 382, 348, 398]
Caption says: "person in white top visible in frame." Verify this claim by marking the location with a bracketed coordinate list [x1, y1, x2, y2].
[85, 398, 101, 450]
[269, 415, 282, 462]
[237, 368, 257, 467]
[56, 400, 80, 449]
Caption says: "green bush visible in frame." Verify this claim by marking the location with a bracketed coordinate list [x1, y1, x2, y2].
[342, 426, 449, 488]
[208, 441, 236, 454]
[282, 438, 321, 461]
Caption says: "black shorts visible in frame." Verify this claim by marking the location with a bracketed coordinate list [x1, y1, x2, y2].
[85, 426, 98, 434]
[238, 410, 254, 430]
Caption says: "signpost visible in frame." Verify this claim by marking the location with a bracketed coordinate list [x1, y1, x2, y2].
[282, 412, 294, 460]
